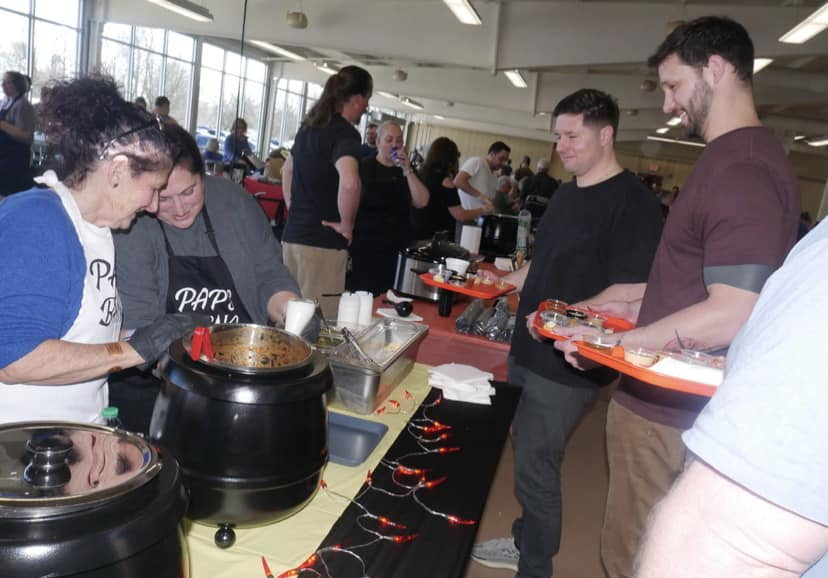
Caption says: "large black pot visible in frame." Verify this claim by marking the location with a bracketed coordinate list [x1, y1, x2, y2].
[151, 325, 333, 548]
[479, 214, 519, 257]
[0, 422, 188, 578]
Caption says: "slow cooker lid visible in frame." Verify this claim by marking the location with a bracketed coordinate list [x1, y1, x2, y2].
[0, 422, 160, 508]
[404, 238, 470, 261]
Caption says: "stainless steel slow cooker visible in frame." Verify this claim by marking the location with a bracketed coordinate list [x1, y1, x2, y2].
[150, 324, 332, 548]
[0, 422, 188, 577]
[393, 235, 471, 301]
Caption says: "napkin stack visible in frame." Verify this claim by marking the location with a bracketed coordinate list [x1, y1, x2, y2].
[428, 363, 495, 405]
[649, 357, 723, 387]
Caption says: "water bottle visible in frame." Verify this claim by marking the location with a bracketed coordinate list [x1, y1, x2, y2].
[103, 406, 123, 429]
[516, 209, 531, 252]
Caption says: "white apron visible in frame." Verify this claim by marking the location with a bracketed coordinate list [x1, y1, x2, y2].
[1, 171, 121, 424]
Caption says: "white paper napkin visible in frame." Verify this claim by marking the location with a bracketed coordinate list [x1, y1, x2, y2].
[649, 357, 723, 387]
[428, 363, 495, 405]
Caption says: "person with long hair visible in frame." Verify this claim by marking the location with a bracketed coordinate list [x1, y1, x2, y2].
[0, 71, 35, 196]
[346, 121, 429, 295]
[112, 124, 302, 433]
[411, 136, 493, 241]
[0, 76, 194, 424]
[281, 65, 372, 317]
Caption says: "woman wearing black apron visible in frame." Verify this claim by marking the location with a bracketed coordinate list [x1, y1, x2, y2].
[111, 125, 302, 433]
[0, 71, 35, 197]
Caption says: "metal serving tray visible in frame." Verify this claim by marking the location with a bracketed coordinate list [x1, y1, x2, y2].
[317, 319, 428, 414]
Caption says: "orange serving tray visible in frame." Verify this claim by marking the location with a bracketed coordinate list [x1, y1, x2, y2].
[420, 273, 515, 300]
[533, 303, 635, 341]
[574, 342, 717, 397]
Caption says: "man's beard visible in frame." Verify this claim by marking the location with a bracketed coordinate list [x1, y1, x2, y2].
[684, 80, 713, 140]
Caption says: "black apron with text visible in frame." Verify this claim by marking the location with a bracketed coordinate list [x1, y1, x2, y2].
[0, 97, 33, 196]
[163, 206, 252, 324]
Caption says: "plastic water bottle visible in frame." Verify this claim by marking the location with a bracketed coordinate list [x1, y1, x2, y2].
[103, 406, 123, 429]
[516, 209, 531, 252]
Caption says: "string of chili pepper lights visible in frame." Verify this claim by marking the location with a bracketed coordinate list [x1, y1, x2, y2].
[267, 390, 476, 578]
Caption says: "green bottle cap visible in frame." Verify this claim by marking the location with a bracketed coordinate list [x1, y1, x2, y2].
[102, 406, 119, 419]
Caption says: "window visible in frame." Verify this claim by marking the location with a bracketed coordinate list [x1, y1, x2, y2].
[99, 23, 195, 125]
[269, 78, 322, 151]
[0, 0, 81, 102]
[196, 43, 266, 153]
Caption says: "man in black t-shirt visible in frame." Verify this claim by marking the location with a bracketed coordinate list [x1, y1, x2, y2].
[471, 89, 663, 578]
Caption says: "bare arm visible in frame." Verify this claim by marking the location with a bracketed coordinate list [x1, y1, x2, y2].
[444, 177, 493, 221]
[266, 290, 301, 324]
[0, 119, 33, 144]
[636, 459, 828, 578]
[453, 170, 485, 199]
[0, 340, 142, 385]
[620, 283, 757, 352]
[320, 155, 361, 245]
[281, 155, 293, 209]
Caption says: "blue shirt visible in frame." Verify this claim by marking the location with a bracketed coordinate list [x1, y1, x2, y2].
[0, 189, 84, 367]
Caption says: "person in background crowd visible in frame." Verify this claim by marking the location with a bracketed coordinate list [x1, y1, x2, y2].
[347, 122, 429, 295]
[134, 96, 147, 110]
[360, 122, 378, 158]
[0, 76, 187, 424]
[520, 158, 559, 203]
[454, 140, 511, 212]
[493, 175, 519, 214]
[515, 155, 534, 181]
[203, 137, 223, 165]
[658, 185, 679, 219]
[472, 88, 664, 578]
[0, 71, 35, 196]
[223, 117, 251, 165]
[112, 125, 302, 433]
[281, 65, 373, 317]
[555, 17, 800, 578]
[636, 218, 828, 578]
[408, 146, 424, 170]
[411, 136, 493, 241]
[153, 95, 177, 124]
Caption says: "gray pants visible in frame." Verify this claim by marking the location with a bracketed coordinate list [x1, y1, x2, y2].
[508, 357, 600, 578]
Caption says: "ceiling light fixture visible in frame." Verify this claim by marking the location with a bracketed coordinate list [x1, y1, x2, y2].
[433, 115, 446, 120]
[287, 11, 309, 29]
[315, 62, 337, 75]
[666, 116, 682, 127]
[145, 0, 214, 22]
[442, 0, 482, 25]
[656, 127, 670, 134]
[806, 137, 828, 147]
[779, 2, 828, 44]
[504, 69, 527, 88]
[794, 135, 807, 141]
[647, 135, 705, 148]
[249, 40, 305, 61]
[753, 58, 773, 73]
[377, 91, 397, 99]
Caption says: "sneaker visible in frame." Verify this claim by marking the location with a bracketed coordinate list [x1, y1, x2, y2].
[471, 537, 520, 571]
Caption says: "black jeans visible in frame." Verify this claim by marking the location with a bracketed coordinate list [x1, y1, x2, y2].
[508, 357, 599, 578]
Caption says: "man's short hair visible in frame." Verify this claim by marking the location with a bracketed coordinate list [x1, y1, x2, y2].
[537, 158, 550, 171]
[155, 96, 170, 107]
[488, 141, 511, 155]
[496, 175, 512, 190]
[647, 16, 754, 83]
[553, 89, 620, 142]
[367, 123, 378, 129]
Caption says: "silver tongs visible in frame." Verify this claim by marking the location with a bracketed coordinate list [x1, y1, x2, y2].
[340, 327, 379, 368]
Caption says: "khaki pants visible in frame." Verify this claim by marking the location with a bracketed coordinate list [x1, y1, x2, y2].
[282, 242, 348, 319]
[601, 400, 686, 578]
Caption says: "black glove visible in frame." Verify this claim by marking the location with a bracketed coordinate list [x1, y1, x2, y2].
[129, 313, 211, 364]
[299, 314, 321, 345]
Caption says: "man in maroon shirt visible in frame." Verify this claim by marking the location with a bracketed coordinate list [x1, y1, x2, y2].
[556, 16, 800, 578]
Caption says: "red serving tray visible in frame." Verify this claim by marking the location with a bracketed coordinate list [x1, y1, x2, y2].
[574, 342, 717, 397]
[533, 303, 635, 341]
[420, 273, 515, 300]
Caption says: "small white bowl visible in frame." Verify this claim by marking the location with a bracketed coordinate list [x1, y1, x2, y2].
[445, 257, 470, 276]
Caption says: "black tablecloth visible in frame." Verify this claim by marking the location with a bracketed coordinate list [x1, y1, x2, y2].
[315, 381, 521, 577]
